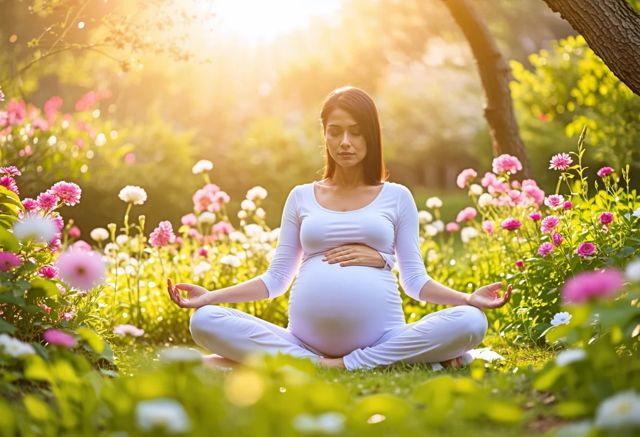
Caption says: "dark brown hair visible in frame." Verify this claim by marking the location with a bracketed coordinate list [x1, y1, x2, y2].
[320, 86, 389, 185]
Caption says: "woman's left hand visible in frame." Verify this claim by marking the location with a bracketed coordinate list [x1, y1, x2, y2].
[323, 243, 385, 268]
[467, 282, 512, 309]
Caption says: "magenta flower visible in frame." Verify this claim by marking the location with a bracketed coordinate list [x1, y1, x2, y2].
[549, 153, 573, 171]
[0, 251, 22, 271]
[51, 214, 64, 232]
[563, 201, 573, 210]
[36, 191, 58, 211]
[149, 221, 176, 247]
[38, 265, 58, 279]
[445, 222, 460, 232]
[54, 249, 106, 291]
[68, 226, 81, 238]
[515, 260, 525, 269]
[43, 329, 77, 348]
[0, 176, 19, 194]
[538, 242, 554, 257]
[22, 198, 37, 212]
[482, 220, 494, 235]
[552, 233, 564, 246]
[456, 207, 477, 223]
[597, 167, 614, 178]
[492, 154, 523, 175]
[541, 215, 560, 233]
[562, 268, 623, 304]
[576, 242, 596, 258]
[599, 212, 614, 225]
[197, 248, 208, 257]
[456, 168, 477, 189]
[544, 194, 564, 209]
[501, 218, 522, 231]
[113, 324, 144, 337]
[50, 181, 82, 206]
[529, 212, 542, 221]
[0, 166, 21, 177]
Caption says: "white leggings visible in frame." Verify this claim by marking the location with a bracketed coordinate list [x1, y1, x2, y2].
[189, 305, 488, 370]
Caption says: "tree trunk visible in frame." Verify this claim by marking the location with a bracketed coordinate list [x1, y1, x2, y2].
[434, 0, 532, 178]
[543, 0, 640, 96]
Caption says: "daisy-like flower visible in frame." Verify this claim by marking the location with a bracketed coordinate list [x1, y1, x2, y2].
[90, 227, 109, 242]
[54, 249, 106, 291]
[191, 159, 214, 175]
[0, 166, 21, 177]
[549, 153, 573, 171]
[246, 186, 268, 201]
[478, 193, 493, 208]
[149, 221, 176, 247]
[482, 220, 494, 235]
[114, 324, 144, 337]
[241, 199, 256, 211]
[456, 207, 477, 223]
[38, 265, 58, 279]
[445, 222, 459, 232]
[136, 398, 191, 434]
[544, 194, 564, 209]
[50, 181, 81, 206]
[460, 226, 479, 243]
[12, 213, 58, 243]
[515, 260, 525, 269]
[550, 311, 572, 326]
[36, 191, 58, 211]
[0, 176, 19, 194]
[552, 233, 563, 246]
[529, 212, 542, 221]
[596, 166, 614, 178]
[594, 391, 640, 429]
[118, 185, 147, 205]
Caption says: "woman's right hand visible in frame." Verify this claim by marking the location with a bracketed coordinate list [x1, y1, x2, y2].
[167, 278, 210, 308]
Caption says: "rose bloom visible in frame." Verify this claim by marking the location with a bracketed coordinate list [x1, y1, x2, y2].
[544, 194, 564, 209]
[597, 166, 614, 178]
[492, 154, 523, 174]
[541, 215, 560, 233]
[445, 222, 459, 232]
[576, 242, 596, 258]
[501, 218, 521, 231]
[529, 212, 542, 221]
[562, 268, 623, 304]
[456, 168, 477, 189]
[600, 212, 614, 225]
[549, 153, 573, 171]
[456, 207, 477, 223]
[538, 242, 554, 257]
[43, 329, 77, 348]
[563, 201, 573, 210]
[515, 260, 525, 269]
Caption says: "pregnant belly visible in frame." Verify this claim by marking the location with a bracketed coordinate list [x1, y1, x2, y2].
[288, 255, 405, 357]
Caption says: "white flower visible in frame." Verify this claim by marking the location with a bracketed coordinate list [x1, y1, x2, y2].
[198, 212, 216, 225]
[136, 398, 191, 434]
[228, 231, 246, 242]
[12, 213, 58, 243]
[550, 311, 572, 327]
[625, 259, 640, 282]
[555, 348, 587, 367]
[460, 226, 479, 243]
[426, 249, 438, 262]
[241, 199, 256, 211]
[425, 225, 438, 237]
[237, 210, 248, 219]
[246, 186, 268, 201]
[158, 347, 202, 364]
[469, 184, 483, 196]
[191, 159, 213, 175]
[255, 207, 266, 218]
[478, 193, 493, 208]
[193, 261, 211, 275]
[425, 197, 442, 209]
[90, 227, 109, 242]
[292, 412, 346, 434]
[104, 243, 119, 255]
[115, 234, 128, 246]
[118, 185, 147, 205]
[418, 210, 433, 224]
[243, 224, 263, 239]
[219, 255, 241, 268]
[432, 220, 444, 232]
[0, 334, 35, 357]
[594, 390, 640, 429]
[633, 208, 640, 219]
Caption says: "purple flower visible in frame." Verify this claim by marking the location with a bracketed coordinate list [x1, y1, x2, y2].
[597, 167, 614, 178]
[501, 218, 522, 231]
[529, 212, 542, 221]
[549, 153, 573, 171]
[538, 242, 554, 257]
[0, 251, 22, 271]
[599, 212, 614, 225]
[43, 329, 77, 348]
[22, 198, 37, 212]
[576, 242, 596, 258]
[562, 268, 623, 304]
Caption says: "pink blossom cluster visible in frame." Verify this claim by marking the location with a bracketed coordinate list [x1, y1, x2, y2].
[478, 173, 544, 208]
[149, 221, 176, 247]
[492, 154, 523, 175]
[192, 183, 230, 213]
[456, 168, 477, 189]
[456, 207, 477, 223]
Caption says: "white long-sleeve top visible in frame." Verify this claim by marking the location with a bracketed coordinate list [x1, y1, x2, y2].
[259, 181, 432, 356]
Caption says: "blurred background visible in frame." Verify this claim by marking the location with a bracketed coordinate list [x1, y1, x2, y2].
[1, 0, 637, 232]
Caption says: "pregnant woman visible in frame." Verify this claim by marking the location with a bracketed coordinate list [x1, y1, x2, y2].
[167, 86, 511, 370]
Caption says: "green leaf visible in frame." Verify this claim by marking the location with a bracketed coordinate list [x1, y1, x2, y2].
[29, 278, 60, 298]
[0, 318, 16, 334]
[0, 228, 20, 252]
[484, 401, 524, 423]
[554, 401, 590, 418]
[76, 327, 105, 354]
[23, 395, 52, 421]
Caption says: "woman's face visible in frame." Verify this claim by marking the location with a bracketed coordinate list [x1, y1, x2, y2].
[324, 107, 367, 169]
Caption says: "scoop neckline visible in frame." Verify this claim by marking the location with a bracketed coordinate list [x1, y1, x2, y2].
[311, 181, 387, 213]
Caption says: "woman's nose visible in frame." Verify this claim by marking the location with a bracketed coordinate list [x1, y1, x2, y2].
[340, 131, 351, 146]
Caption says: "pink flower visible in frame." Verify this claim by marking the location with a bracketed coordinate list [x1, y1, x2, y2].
[0, 176, 19, 194]
[492, 154, 523, 175]
[482, 220, 494, 235]
[38, 265, 58, 279]
[0, 88, 4, 102]
[549, 153, 573, 171]
[515, 260, 525, 269]
[48, 238, 62, 252]
[563, 201, 573, 210]
[501, 218, 522, 231]
[456, 168, 477, 189]
[481, 172, 498, 188]
[36, 191, 58, 211]
[50, 181, 82, 206]
[0, 251, 22, 271]
[61, 311, 75, 321]
[538, 242, 554, 257]
[22, 198, 37, 212]
[197, 248, 208, 257]
[149, 221, 176, 247]
[7, 100, 26, 125]
[599, 212, 614, 225]
[54, 249, 106, 291]
[529, 212, 542, 221]
[521, 179, 545, 206]
[123, 152, 136, 165]
[68, 226, 81, 238]
[576, 242, 596, 258]
[192, 184, 222, 213]
[562, 268, 623, 304]
[544, 194, 564, 209]
[43, 96, 63, 123]
[39, 303, 52, 314]
[456, 207, 477, 223]
[71, 240, 92, 252]
[597, 167, 614, 178]
[43, 329, 77, 348]
[552, 233, 564, 246]
[445, 222, 459, 232]
[181, 213, 197, 227]
[113, 324, 144, 337]
[0, 166, 21, 176]
[212, 221, 233, 236]
[541, 215, 560, 233]
[74, 90, 111, 112]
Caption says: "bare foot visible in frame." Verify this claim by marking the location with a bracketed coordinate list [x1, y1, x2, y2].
[317, 357, 346, 369]
[202, 354, 239, 370]
[440, 356, 464, 369]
